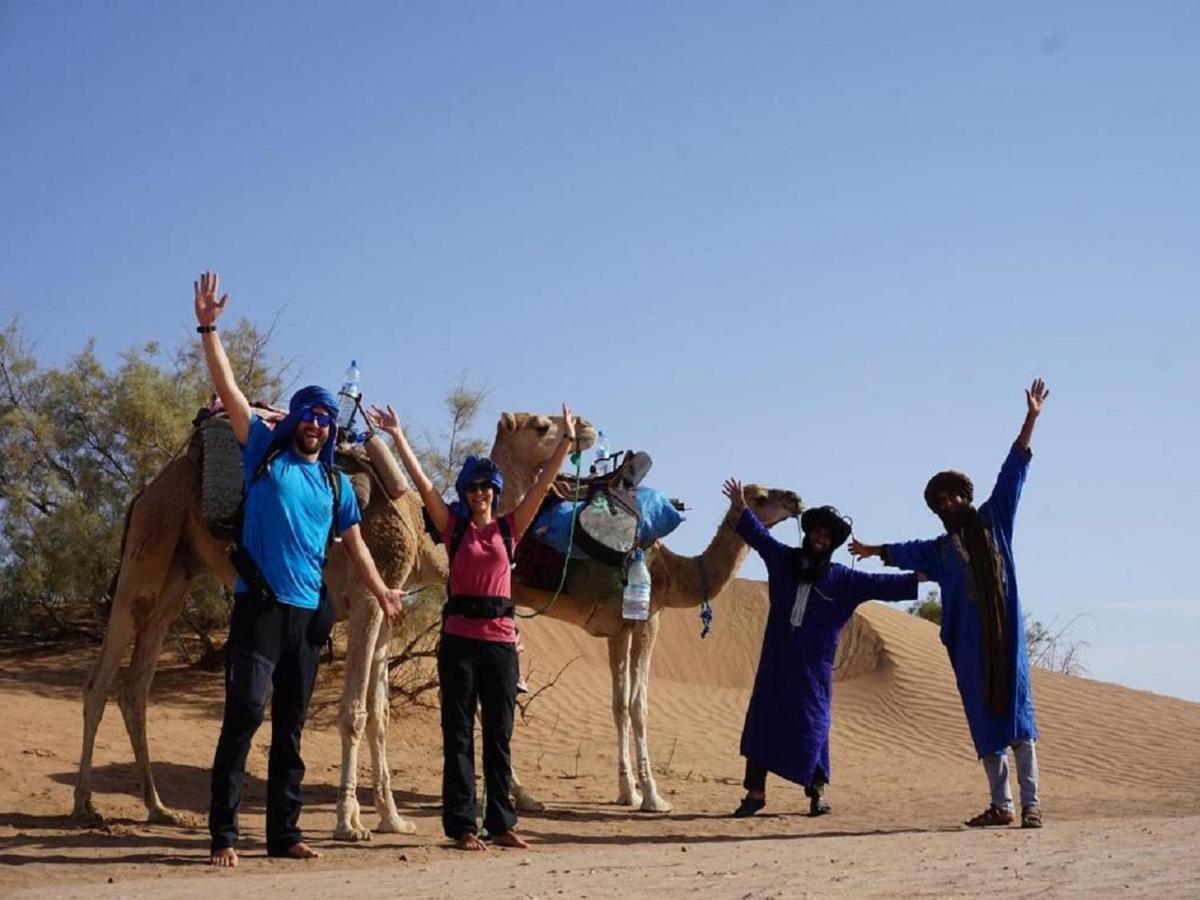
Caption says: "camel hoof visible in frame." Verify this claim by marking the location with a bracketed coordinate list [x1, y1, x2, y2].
[376, 815, 418, 835]
[640, 795, 673, 813]
[148, 806, 196, 827]
[515, 795, 546, 813]
[333, 824, 374, 842]
[70, 800, 104, 826]
[616, 790, 643, 808]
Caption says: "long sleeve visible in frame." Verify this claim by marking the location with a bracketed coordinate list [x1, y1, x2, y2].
[838, 568, 920, 606]
[982, 442, 1031, 539]
[882, 537, 945, 581]
[735, 507, 792, 571]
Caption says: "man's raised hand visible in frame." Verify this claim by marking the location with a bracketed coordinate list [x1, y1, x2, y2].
[194, 271, 228, 327]
[723, 478, 747, 514]
[1025, 378, 1049, 417]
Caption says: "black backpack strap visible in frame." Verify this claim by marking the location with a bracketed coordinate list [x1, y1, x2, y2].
[447, 516, 471, 563]
[323, 463, 341, 545]
[498, 515, 514, 566]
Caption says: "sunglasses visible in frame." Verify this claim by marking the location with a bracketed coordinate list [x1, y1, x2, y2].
[465, 481, 494, 494]
[299, 408, 334, 428]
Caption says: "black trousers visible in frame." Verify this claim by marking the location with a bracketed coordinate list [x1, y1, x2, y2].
[437, 632, 519, 839]
[743, 759, 827, 798]
[209, 590, 329, 855]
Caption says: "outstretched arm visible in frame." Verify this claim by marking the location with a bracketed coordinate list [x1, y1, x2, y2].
[511, 404, 577, 540]
[1016, 377, 1048, 451]
[987, 378, 1048, 533]
[851, 536, 943, 579]
[366, 404, 452, 535]
[725, 478, 790, 566]
[340, 524, 405, 626]
[194, 271, 251, 445]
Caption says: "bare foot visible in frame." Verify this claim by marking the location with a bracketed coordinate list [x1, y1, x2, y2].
[453, 833, 489, 852]
[209, 847, 238, 868]
[282, 841, 321, 860]
[492, 830, 529, 849]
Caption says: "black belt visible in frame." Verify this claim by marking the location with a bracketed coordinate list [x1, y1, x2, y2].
[443, 595, 514, 619]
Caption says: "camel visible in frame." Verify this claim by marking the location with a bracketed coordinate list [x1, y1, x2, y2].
[71, 408, 589, 837]
[324, 424, 802, 833]
[504, 483, 802, 812]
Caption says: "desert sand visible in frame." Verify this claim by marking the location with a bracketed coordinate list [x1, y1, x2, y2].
[2, 580, 1198, 898]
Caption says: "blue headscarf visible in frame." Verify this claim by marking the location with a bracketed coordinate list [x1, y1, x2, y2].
[451, 455, 504, 520]
[274, 385, 340, 468]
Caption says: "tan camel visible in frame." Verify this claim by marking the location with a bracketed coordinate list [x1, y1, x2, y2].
[71, 409, 589, 835]
[505, 484, 802, 812]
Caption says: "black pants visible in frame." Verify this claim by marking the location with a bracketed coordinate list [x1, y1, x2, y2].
[209, 590, 329, 855]
[437, 632, 519, 840]
[743, 759, 827, 798]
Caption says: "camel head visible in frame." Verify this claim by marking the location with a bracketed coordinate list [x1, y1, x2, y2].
[492, 411, 598, 469]
[741, 483, 803, 527]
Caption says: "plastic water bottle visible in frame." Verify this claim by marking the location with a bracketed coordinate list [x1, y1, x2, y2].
[336, 359, 361, 432]
[622, 548, 652, 621]
[594, 430, 609, 474]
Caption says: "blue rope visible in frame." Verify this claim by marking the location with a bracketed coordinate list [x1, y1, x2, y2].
[698, 554, 713, 638]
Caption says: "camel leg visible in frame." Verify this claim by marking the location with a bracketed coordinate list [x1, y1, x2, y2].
[608, 628, 640, 807]
[510, 767, 545, 813]
[116, 562, 192, 825]
[334, 586, 381, 841]
[366, 606, 416, 834]
[73, 593, 138, 822]
[630, 614, 671, 812]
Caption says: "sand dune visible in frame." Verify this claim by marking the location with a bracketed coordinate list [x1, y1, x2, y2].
[2, 576, 1198, 897]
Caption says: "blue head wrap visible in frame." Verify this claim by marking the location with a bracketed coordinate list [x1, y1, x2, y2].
[451, 455, 504, 520]
[275, 385, 340, 468]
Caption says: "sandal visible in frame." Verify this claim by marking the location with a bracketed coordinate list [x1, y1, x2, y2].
[965, 805, 1014, 827]
[732, 796, 766, 818]
[1021, 806, 1043, 829]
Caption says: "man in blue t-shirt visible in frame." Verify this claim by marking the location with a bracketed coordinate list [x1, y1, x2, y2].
[195, 271, 405, 867]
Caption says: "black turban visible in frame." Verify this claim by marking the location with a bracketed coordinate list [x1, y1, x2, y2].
[799, 505, 852, 550]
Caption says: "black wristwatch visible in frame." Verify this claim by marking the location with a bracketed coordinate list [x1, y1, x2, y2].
[196, 324, 217, 334]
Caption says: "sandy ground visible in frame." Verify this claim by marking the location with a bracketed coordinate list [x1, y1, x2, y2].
[2, 581, 1199, 898]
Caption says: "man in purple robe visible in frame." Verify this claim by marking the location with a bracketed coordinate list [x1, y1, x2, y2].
[726, 480, 921, 818]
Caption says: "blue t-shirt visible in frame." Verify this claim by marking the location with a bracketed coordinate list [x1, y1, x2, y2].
[237, 417, 361, 609]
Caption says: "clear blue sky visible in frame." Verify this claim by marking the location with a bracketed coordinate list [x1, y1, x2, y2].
[2, 2, 1197, 700]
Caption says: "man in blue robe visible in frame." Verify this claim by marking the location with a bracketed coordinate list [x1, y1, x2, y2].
[850, 379, 1049, 829]
[725, 480, 921, 818]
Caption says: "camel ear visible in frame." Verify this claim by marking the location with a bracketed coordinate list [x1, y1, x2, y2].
[499, 412, 517, 433]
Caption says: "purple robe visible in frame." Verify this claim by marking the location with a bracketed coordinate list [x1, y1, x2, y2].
[737, 509, 919, 787]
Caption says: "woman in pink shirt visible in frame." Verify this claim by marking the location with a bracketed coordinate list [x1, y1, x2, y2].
[367, 403, 577, 851]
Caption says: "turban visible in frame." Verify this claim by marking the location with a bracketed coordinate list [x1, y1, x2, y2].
[275, 385, 340, 468]
[799, 505, 852, 550]
[451, 455, 505, 520]
[924, 470, 974, 513]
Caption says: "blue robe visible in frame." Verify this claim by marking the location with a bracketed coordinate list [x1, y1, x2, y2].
[737, 509, 919, 787]
[884, 443, 1038, 758]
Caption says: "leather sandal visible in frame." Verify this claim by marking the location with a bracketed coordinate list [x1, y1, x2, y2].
[1021, 805, 1043, 829]
[965, 805, 1014, 827]
[732, 796, 766, 818]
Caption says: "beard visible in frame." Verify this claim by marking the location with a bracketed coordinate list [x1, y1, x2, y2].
[939, 504, 975, 533]
[293, 430, 324, 455]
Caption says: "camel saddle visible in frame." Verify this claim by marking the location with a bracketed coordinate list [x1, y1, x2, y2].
[547, 450, 653, 568]
[188, 403, 387, 542]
